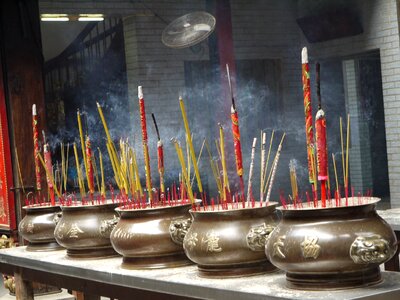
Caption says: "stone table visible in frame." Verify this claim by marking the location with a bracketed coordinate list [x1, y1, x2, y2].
[1, 247, 400, 299]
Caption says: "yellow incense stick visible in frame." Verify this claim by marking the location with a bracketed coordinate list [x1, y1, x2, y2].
[14, 146, 25, 194]
[172, 139, 194, 203]
[73, 143, 85, 197]
[61, 142, 65, 194]
[219, 124, 229, 200]
[340, 117, 346, 189]
[186, 134, 191, 184]
[191, 138, 205, 187]
[65, 143, 69, 192]
[332, 153, 339, 196]
[179, 97, 203, 192]
[77, 110, 89, 188]
[345, 114, 350, 189]
[98, 148, 105, 197]
[91, 152, 101, 195]
[132, 150, 143, 196]
[38, 153, 61, 199]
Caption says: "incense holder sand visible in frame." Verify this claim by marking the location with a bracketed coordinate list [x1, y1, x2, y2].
[183, 202, 279, 277]
[54, 201, 120, 258]
[110, 202, 194, 269]
[265, 197, 398, 290]
[19, 204, 63, 251]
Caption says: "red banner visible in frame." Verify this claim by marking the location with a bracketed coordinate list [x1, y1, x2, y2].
[0, 67, 16, 230]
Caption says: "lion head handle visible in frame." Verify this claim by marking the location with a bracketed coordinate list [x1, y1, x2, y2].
[169, 218, 192, 245]
[246, 223, 275, 251]
[350, 235, 391, 264]
[99, 215, 120, 237]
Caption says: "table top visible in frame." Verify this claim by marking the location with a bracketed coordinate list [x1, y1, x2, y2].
[1, 247, 400, 300]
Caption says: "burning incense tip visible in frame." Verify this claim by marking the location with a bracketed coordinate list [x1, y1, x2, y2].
[96, 102, 101, 108]
[252, 138, 257, 148]
[138, 86, 143, 99]
[302, 47, 308, 64]
[32, 104, 37, 116]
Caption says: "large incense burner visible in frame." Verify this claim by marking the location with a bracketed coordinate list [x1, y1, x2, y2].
[19, 204, 62, 251]
[54, 201, 119, 258]
[265, 197, 398, 289]
[110, 202, 194, 269]
[183, 202, 278, 277]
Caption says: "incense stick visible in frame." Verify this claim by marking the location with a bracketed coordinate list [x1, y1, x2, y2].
[260, 131, 267, 201]
[247, 138, 257, 202]
[262, 130, 275, 196]
[14, 146, 25, 194]
[332, 153, 339, 199]
[191, 138, 206, 187]
[265, 133, 286, 203]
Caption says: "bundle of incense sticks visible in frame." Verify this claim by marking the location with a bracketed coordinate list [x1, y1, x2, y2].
[179, 96, 203, 194]
[289, 159, 298, 205]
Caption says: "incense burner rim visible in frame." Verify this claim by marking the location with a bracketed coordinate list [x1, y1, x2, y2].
[277, 197, 380, 212]
[23, 204, 61, 212]
[59, 201, 119, 211]
[189, 202, 278, 214]
[116, 201, 194, 212]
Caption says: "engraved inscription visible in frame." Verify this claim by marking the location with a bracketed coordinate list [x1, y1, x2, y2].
[201, 230, 222, 253]
[67, 223, 84, 238]
[26, 222, 34, 233]
[272, 235, 286, 259]
[301, 236, 321, 259]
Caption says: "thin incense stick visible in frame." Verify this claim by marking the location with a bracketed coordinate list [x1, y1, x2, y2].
[191, 138, 206, 187]
[266, 133, 286, 203]
[260, 131, 267, 201]
[332, 153, 339, 198]
[262, 130, 275, 195]
[345, 114, 350, 201]
[14, 146, 25, 194]
[77, 110, 89, 186]
[340, 117, 345, 192]
[247, 138, 257, 202]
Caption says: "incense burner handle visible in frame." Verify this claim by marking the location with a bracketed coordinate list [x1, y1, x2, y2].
[53, 212, 63, 225]
[246, 223, 275, 251]
[169, 218, 192, 245]
[99, 215, 120, 236]
[350, 235, 391, 264]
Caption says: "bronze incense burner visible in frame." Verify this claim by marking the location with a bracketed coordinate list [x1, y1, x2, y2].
[54, 201, 120, 258]
[110, 202, 194, 269]
[183, 202, 278, 277]
[265, 197, 398, 290]
[19, 204, 62, 251]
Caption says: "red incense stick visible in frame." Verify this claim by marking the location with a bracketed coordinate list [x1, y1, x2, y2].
[315, 63, 328, 207]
